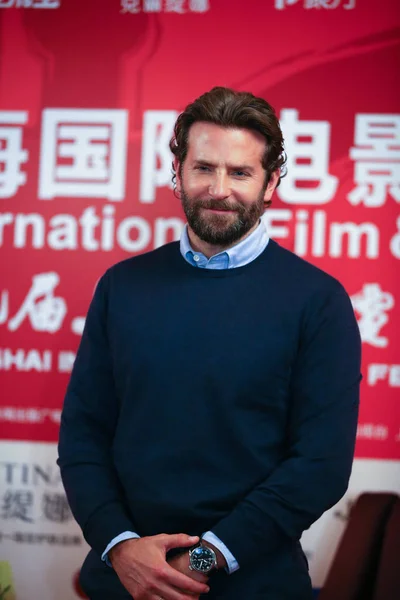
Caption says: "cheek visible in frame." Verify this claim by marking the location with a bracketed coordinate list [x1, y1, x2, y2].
[242, 181, 265, 201]
[232, 185, 258, 203]
[185, 175, 209, 195]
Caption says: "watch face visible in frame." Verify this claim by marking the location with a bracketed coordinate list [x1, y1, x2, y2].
[190, 545, 216, 573]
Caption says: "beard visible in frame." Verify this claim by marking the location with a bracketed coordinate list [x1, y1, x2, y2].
[181, 184, 267, 247]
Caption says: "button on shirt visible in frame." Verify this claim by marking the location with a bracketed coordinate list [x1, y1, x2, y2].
[102, 219, 270, 574]
[181, 219, 269, 270]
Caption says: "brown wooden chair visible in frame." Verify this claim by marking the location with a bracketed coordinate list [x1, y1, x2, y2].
[372, 495, 400, 600]
[318, 492, 398, 600]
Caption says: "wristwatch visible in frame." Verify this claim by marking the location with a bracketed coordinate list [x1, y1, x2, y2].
[188, 542, 217, 574]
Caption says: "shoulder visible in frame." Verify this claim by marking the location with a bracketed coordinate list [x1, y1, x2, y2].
[103, 242, 180, 282]
[265, 240, 354, 322]
[92, 243, 181, 305]
[266, 243, 359, 348]
[267, 239, 346, 298]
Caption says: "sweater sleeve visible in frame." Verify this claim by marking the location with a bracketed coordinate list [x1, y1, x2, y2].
[57, 272, 136, 556]
[211, 285, 361, 567]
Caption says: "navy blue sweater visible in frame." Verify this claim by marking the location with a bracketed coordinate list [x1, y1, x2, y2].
[58, 239, 361, 589]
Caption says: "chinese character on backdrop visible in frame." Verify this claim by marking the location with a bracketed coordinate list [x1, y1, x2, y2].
[351, 283, 395, 348]
[7, 272, 67, 333]
[143, 0, 161, 12]
[304, 0, 341, 8]
[189, 0, 210, 11]
[274, 0, 300, 9]
[42, 493, 72, 523]
[165, 0, 185, 13]
[348, 114, 400, 207]
[38, 109, 128, 201]
[25, 408, 43, 423]
[374, 425, 388, 440]
[304, 0, 356, 7]
[14, 0, 33, 7]
[1, 490, 34, 522]
[120, 0, 140, 12]
[0, 289, 8, 324]
[0, 111, 28, 198]
[140, 110, 178, 202]
[32, 0, 60, 7]
[277, 109, 338, 204]
[357, 423, 374, 439]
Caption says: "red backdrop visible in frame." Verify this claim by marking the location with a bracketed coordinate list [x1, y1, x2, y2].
[0, 0, 399, 460]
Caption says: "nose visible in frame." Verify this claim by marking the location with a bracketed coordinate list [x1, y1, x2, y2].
[209, 172, 230, 199]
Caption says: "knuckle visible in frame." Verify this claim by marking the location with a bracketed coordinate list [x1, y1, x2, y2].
[147, 581, 157, 593]
[154, 565, 166, 579]
[158, 566, 168, 580]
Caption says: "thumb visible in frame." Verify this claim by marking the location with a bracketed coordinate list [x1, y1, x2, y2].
[159, 533, 199, 551]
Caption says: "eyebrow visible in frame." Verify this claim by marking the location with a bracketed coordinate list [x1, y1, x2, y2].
[193, 160, 255, 173]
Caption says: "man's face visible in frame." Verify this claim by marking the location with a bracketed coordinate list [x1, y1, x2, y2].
[176, 122, 278, 248]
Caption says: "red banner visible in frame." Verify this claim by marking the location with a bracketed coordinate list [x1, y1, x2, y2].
[0, 0, 399, 461]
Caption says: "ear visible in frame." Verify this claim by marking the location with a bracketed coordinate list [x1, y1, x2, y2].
[263, 170, 280, 205]
[174, 158, 182, 196]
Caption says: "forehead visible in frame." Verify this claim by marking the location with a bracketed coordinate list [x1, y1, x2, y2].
[186, 122, 266, 165]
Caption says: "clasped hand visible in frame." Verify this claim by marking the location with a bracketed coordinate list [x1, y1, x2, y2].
[109, 533, 210, 600]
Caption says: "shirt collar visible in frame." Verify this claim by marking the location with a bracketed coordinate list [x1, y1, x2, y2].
[179, 220, 269, 270]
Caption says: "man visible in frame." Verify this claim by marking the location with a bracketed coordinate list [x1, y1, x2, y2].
[58, 87, 361, 600]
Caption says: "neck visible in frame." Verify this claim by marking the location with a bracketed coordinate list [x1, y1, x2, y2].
[187, 221, 260, 259]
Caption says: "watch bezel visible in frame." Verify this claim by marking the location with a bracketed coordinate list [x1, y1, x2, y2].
[188, 543, 217, 573]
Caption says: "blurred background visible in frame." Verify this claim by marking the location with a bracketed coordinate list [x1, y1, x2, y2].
[0, 1, 399, 598]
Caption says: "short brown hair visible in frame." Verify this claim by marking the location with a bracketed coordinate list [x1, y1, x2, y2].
[170, 86, 286, 192]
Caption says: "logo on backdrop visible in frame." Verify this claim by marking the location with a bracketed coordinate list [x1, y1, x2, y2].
[0, 0, 60, 8]
[0, 459, 82, 547]
[274, 0, 356, 9]
[120, 0, 210, 13]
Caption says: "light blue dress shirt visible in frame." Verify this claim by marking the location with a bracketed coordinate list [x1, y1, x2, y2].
[102, 220, 270, 574]
[180, 219, 269, 270]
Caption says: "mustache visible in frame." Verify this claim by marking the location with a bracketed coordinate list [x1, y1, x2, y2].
[194, 199, 243, 212]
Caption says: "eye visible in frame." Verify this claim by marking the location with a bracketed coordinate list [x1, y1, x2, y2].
[232, 169, 250, 178]
[196, 165, 210, 172]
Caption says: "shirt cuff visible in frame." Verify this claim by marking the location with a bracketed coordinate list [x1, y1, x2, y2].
[101, 531, 140, 567]
[202, 530, 240, 574]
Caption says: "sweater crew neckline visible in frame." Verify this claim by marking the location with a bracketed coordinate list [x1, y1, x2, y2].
[172, 238, 276, 277]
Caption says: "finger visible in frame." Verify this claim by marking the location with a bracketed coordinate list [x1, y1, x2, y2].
[159, 534, 199, 551]
[162, 564, 209, 595]
[155, 584, 202, 600]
